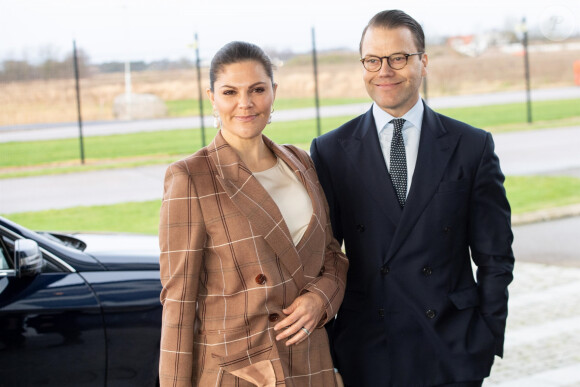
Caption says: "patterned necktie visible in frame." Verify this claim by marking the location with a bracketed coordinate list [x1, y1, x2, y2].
[390, 118, 407, 208]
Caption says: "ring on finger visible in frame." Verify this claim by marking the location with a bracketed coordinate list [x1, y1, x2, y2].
[301, 327, 311, 336]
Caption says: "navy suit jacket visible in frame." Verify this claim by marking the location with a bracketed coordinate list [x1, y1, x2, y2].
[310, 102, 514, 387]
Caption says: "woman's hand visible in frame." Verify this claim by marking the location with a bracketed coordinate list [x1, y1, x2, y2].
[273, 292, 325, 346]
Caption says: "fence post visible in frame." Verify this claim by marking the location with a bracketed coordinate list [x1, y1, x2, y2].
[311, 27, 321, 137]
[522, 17, 532, 123]
[73, 40, 85, 164]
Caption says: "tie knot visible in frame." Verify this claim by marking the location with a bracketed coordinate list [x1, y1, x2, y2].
[390, 118, 405, 132]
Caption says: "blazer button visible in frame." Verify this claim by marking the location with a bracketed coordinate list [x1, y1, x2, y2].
[255, 274, 267, 285]
[356, 224, 366, 232]
[378, 308, 385, 319]
[268, 313, 280, 322]
[319, 266, 325, 276]
[381, 265, 390, 275]
[422, 266, 433, 276]
[426, 309, 437, 319]
[443, 226, 451, 233]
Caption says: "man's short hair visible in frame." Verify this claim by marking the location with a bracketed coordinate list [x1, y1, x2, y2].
[359, 10, 425, 54]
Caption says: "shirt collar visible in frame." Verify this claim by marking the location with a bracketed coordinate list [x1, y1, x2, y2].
[374, 97, 424, 134]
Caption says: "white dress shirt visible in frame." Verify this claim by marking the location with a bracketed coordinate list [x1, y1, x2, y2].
[374, 98, 424, 197]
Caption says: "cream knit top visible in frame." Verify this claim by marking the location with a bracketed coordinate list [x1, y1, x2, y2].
[253, 157, 313, 245]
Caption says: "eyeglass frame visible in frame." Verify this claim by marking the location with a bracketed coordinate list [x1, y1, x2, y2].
[360, 52, 424, 71]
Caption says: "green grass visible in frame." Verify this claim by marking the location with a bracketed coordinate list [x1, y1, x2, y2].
[4, 175, 580, 235]
[0, 116, 354, 170]
[166, 97, 371, 117]
[3, 201, 162, 235]
[0, 130, 205, 168]
[504, 175, 580, 214]
[437, 99, 580, 129]
[1, 98, 578, 178]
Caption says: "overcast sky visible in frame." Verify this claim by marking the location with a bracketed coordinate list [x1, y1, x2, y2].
[1, 0, 578, 63]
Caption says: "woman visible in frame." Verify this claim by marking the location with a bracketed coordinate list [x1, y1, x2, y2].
[158, 41, 348, 386]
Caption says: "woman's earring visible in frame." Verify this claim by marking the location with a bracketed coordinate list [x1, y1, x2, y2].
[213, 111, 221, 129]
[267, 107, 274, 124]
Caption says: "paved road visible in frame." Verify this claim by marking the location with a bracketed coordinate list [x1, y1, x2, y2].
[493, 126, 580, 176]
[513, 216, 580, 268]
[0, 166, 167, 214]
[1, 86, 579, 143]
[2, 124, 580, 214]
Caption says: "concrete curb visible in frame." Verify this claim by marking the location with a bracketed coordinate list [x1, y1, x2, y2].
[512, 203, 580, 226]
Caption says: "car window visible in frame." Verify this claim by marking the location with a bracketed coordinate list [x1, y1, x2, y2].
[0, 234, 15, 270]
[0, 230, 64, 274]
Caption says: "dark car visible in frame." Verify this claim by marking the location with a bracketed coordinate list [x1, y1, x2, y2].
[0, 216, 162, 386]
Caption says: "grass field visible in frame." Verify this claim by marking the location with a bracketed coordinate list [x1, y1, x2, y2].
[165, 97, 371, 117]
[4, 175, 580, 235]
[2, 95, 579, 232]
[1, 98, 578, 178]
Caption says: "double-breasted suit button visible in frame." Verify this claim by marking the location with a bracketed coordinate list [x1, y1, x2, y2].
[443, 226, 451, 233]
[426, 309, 437, 319]
[356, 224, 366, 232]
[255, 274, 267, 285]
[381, 265, 390, 275]
[422, 266, 433, 276]
[268, 313, 280, 322]
[319, 266, 325, 276]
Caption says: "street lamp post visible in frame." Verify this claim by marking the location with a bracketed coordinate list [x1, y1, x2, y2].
[522, 17, 532, 124]
[194, 33, 206, 147]
[311, 27, 321, 137]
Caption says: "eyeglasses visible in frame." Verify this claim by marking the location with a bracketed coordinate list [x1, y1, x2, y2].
[360, 52, 424, 71]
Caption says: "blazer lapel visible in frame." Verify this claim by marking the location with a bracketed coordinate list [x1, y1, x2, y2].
[207, 131, 307, 289]
[386, 102, 461, 261]
[339, 108, 402, 227]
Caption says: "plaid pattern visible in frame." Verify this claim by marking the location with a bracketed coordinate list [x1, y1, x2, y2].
[159, 131, 348, 386]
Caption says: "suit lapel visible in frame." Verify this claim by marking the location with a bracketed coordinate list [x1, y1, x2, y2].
[207, 131, 307, 289]
[339, 108, 402, 227]
[386, 103, 461, 261]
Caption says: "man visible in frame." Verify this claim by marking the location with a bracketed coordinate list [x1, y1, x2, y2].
[310, 9, 514, 387]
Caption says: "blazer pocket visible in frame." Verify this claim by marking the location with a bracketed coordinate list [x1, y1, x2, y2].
[197, 325, 251, 347]
[213, 342, 273, 372]
[448, 285, 480, 310]
[436, 179, 471, 193]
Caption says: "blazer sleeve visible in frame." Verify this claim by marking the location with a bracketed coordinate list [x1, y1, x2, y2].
[298, 149, 348, 327]
[158, 161, 206, 387]
[468, 132, 515, 358]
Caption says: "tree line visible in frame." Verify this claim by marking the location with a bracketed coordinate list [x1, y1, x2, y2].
[0, 49, 92, 82]
[0, 49, 201, 82]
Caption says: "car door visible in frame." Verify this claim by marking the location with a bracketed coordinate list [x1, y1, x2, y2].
[0, 229, 107, 386]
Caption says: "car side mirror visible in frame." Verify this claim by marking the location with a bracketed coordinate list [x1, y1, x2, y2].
[15, 239, 44, 277]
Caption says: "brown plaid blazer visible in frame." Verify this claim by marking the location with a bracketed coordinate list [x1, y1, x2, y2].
[159, 131, 348, 386]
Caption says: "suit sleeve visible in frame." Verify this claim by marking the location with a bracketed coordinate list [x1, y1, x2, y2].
[158, 161, 206, 387]
[469, 132, 514, 358]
